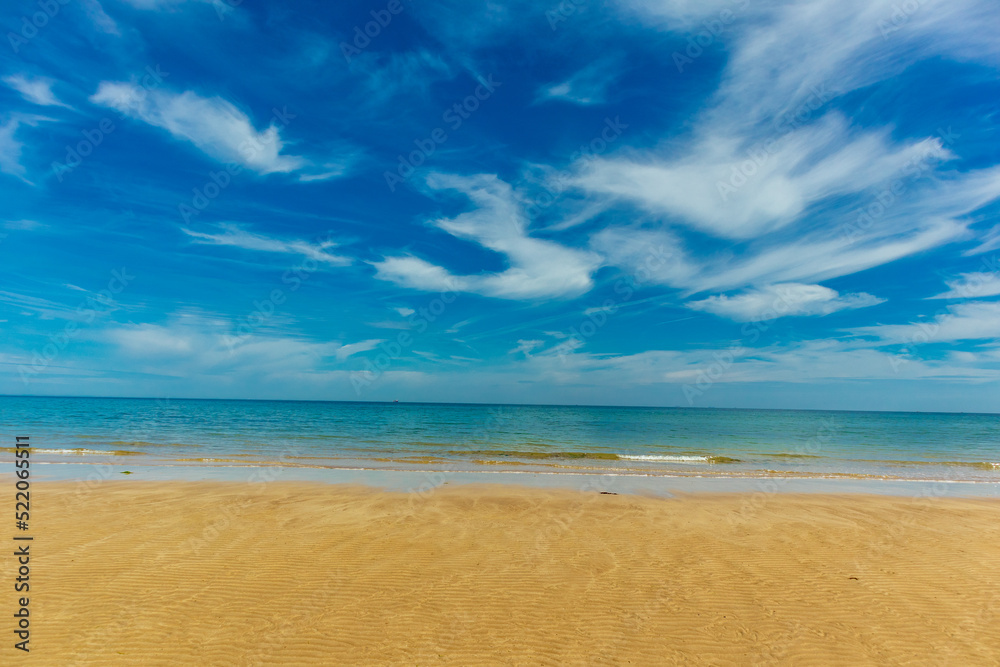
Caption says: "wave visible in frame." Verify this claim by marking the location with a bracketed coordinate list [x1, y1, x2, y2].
[620, 454, 742, 464]
[453, 450, 741, 463]
[620, 454, 706, 462]
[107, 440, 199, 448]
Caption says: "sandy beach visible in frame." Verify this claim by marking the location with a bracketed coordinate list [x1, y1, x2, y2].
[9, 481, 1000, 665]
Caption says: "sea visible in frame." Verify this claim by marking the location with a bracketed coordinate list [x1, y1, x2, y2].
[3, 396, 999, 495]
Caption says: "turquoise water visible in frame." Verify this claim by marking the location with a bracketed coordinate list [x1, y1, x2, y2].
[2, 396, 999, 485]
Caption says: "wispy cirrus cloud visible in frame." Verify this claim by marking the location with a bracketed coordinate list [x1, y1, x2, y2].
[3, 75, 72, 108]
[0, 114, 57, 184]
[349, 50, 456, 105]
[575, 116, 951, 239]
[575, 0, 1000, 295]
[515, 337, 999, 386]
[929, 272, 1000, 300]
[98, 316, 380, 376]
[90, 84, 315, 176]
[2, 219, 45, 231]
[535, 57, 623, 106]
[182, 224, 351, 266]
[688, 283, 884, 321]
[79, 0, 120, 34]
[590, 152, 1000, 296]
[372, 173, 603, 300]
[852, 301, 1000, 343]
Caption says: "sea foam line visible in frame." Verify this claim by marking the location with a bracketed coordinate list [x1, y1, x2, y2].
[619, 455, 709, 462]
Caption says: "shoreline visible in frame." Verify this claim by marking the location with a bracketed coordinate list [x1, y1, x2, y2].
[19, 460, 1000, 498]
[19, 480, 1000, 664]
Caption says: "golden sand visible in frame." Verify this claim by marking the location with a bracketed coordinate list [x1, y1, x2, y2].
[8, 481, 1000, 665]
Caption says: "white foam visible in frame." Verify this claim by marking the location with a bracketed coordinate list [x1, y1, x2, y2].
[619, 455, 709, 462]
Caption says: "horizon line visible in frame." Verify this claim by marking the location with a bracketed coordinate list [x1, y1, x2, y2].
[1, 393, 997, 417]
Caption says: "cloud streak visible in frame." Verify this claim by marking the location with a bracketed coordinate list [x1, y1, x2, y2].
[182, 224, 351, 266]
[90, 84, 309, 175]
[373, 174, 603, 300]
[3, 75, 71, 108]
[687, 283, 884, 321]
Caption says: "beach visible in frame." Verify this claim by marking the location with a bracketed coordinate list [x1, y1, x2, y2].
[14, 480, 1000, 665]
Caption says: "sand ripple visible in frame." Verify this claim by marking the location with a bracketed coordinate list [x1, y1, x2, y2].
[9, 482, 1000, 665]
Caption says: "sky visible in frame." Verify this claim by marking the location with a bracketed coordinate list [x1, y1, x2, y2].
[1, 0, 999, 411]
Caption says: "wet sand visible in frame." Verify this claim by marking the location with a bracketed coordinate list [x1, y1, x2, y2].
[9, 481, 1000, 665]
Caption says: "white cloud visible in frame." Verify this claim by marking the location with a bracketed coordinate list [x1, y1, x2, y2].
[350, 50, 455, 104]
[98, 316, 381, 377]
[335, 339, 384, 360]
[511, 339, 544, 356]
[591, 164, 1000, 294]
[394, 307, 415, 317]
[964, 224, 1000, 256]
[575, 0, 1000, 294]
[0, 290, 91, 321]
[89, 84, 308, 175]
[372, 174, 603, 300]
[929, 272, 1000, 300]
[0, 114, 56, 184]
[80, 0, 120, 34]
[182, 224, 351, 266]
[535, 57, 622, 106]
[852, 301, 1000, 343]
[687, 283, 884, 321]
[515, 336, 999, 388]
[619, 0, 1000, 107]
[373, 256, 460, 293]
[3, 219, 44, 231]
[543, 329, 1000, 386]
[575, 115, 950, 239]
[118, 0, 215, 8]
[3, 75, 71, 108]
[120, 0, 188, 7]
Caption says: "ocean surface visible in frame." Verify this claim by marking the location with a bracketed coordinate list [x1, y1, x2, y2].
[2, 396, 999, 490]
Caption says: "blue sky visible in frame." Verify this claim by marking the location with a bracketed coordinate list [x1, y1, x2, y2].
[2, 0, 1000, 411]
